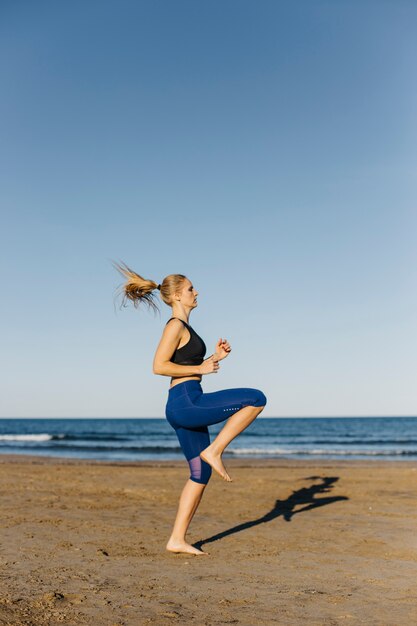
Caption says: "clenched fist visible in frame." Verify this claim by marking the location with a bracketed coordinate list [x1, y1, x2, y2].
[199, 355, 220, 375]
[214, 338, 232, 361]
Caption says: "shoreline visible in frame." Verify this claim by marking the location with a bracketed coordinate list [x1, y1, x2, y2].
[1, 451, 417, 467]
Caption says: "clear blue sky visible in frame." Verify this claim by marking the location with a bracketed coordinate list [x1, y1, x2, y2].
[1, 1, 416, 418]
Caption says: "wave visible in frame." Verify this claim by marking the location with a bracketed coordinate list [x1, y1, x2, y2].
[0, 432, 173, 443]
[0, 442, 182, 453]
[0, 434, 60, 442]
[273, 439, 417, 446]
[56, 444, 182, 453]
[0, 433, 141, 443]
[2, 433, 417, 447]
[227, 447, 417, 457]
[53, 433, 134, 442]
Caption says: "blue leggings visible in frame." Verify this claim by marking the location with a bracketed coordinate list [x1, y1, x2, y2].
[165, 380, 267, 485]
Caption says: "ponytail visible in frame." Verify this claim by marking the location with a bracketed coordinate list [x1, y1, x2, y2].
[112, 260, 160, 313]
[112, 260, 187, 314]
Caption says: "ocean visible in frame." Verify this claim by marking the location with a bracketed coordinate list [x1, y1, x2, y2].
[0, 417, 417, 462]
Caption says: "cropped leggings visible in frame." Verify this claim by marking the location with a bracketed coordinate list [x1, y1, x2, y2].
[165, 380, 267, 485]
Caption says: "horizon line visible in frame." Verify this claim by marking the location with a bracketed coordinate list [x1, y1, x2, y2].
[1, 415, 416, 420]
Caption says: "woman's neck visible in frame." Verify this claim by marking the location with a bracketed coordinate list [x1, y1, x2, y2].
[171, 306, 191, 324]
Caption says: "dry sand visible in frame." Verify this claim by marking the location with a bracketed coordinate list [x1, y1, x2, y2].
[0, 454, 416, 625]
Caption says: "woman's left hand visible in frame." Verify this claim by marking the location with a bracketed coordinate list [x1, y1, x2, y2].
[214, 338, 232, 361]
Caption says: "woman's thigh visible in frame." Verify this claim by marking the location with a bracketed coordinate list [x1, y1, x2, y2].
[170, 386, 266, 429]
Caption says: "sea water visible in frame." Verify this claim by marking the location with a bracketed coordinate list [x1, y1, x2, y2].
[0, 417, 416, 462]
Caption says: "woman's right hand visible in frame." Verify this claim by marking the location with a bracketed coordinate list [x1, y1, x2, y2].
[199, 355, 220, 375]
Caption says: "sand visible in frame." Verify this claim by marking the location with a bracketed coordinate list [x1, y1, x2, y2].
[0, 454, 416, 625]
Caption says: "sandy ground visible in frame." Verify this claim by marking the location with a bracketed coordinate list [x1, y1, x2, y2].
[0, 454, 416, 626]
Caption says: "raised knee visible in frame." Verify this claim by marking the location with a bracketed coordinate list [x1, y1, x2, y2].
[253, 389, 267, 408]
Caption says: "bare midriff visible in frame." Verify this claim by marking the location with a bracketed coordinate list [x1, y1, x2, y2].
[169, 374, 202, 389]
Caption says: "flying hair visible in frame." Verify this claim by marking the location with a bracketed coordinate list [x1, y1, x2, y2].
[111, 260, 187, 315]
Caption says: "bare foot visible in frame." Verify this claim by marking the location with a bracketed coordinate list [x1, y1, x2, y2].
[200, 448, 232, 482]
[166, 540, 208, 556]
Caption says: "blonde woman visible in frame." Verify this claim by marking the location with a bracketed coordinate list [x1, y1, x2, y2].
[114, 263, 267, 555]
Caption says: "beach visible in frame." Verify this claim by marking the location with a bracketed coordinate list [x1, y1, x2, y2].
[1, 455, 416, 625]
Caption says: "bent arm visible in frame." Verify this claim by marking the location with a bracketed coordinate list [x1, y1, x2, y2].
[153, 320, 202, 377]
[154, 362, 202, 377]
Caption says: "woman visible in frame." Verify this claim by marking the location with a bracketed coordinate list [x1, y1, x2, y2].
[114, 262, 267, 555]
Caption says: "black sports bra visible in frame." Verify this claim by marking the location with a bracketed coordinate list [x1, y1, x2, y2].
[166, 317, 207, 366]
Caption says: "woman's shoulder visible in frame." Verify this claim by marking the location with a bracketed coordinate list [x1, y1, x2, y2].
[164, 318, 188, 334]
[165, 317, 189, 328]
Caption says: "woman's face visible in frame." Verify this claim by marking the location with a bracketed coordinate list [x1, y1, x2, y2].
[178, 278, 199, 309]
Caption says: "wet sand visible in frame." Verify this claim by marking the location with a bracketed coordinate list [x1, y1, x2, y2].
[0, 454, 416, 625]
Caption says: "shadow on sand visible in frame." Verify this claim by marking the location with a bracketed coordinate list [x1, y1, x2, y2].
[194, 475, 349, 550]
